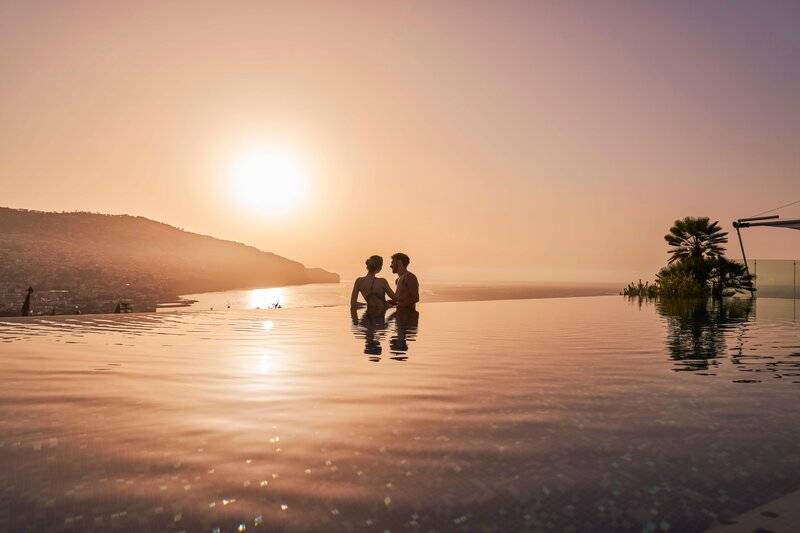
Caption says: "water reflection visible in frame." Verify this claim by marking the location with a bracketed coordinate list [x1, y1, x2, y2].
[653, 297, 800, 382]
[350, 307, 419, 361]
[350, 306, 390, 360]
[4, 298, 800, 532]
[249, 288, 285, 309]
[656, 298, 754, 372]
[256, 349, 276, 374]
[388, 307, 419, 361]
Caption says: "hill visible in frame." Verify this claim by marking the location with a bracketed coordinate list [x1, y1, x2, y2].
[0, 207, 338, 315]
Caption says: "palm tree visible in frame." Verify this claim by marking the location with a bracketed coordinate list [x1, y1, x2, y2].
[708, 256, 754, 298]
[664, 217, 728, 264]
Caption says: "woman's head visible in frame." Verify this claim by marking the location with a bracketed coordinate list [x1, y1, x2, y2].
[365, 255, 383, 274]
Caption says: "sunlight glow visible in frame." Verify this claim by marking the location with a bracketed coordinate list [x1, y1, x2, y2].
[250, 288, 285, 309]
[231, 148, 306, 213]
[257, 351, 274, 374]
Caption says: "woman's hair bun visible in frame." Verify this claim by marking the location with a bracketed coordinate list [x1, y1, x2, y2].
[365, 255, 383, 272]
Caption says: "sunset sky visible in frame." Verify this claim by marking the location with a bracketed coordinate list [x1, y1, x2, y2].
[2, 1, 799, 282]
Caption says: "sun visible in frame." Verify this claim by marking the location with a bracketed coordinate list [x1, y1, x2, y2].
[231, 148, 306, 213]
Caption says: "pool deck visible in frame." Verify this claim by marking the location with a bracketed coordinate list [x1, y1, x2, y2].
[707, 488, 800, 532]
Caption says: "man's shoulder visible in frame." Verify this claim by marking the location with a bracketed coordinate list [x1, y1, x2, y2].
[406, 271, 419, 283]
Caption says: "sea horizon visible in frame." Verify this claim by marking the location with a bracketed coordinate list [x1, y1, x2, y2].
[161, 280, 623, 313]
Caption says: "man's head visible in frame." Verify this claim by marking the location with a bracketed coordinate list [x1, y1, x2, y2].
[390, 252, 410, 274]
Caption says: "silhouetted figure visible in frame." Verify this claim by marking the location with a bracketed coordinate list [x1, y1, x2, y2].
[20, 287, 33, 317]
[50, 306, 56, 316]
[115, 303, 122, 313]
[390, 252, 419, 309]
[351, 255, 395, 310]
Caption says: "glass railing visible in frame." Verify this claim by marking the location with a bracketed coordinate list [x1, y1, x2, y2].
[752, 259, 799, 299]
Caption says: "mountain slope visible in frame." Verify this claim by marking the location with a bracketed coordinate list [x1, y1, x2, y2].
[0, 207, 338, 314]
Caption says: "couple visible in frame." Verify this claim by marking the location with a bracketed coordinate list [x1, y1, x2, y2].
[350, 252, 419, 310]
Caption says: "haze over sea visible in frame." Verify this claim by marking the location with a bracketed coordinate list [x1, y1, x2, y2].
[2, 287, 800, 532]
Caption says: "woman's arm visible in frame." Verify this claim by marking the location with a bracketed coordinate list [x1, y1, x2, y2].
[384, 278, 396, 303]
[350, 278, 361, 308]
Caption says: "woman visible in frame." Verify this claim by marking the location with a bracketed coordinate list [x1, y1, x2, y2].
[350, 255, 396, 309]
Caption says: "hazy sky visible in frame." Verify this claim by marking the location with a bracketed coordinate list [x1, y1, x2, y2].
[2, 1, 799, 282]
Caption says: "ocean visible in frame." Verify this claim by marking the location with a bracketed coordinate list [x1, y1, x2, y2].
[1, 290, 799, 531]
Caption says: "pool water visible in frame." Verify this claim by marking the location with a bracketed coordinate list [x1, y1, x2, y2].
[1, 296, 799, 531]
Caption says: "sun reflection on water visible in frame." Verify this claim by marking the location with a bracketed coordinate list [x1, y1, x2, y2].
[3, 298, 800, 532]
[257, 351, 274, 374]
[249, 288, 285, 309]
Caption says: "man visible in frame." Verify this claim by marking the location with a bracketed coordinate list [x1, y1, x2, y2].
[390, 252, 419, 309]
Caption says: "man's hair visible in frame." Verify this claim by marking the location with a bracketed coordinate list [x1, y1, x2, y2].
[391, 252, 410, 267]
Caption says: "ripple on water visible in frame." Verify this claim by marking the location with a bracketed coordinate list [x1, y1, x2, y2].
[0, 296, 799, 531]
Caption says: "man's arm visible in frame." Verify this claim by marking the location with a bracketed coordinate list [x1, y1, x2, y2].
[395, 275, 418, 307]
[384, 278, 397, 302]
[394, 276, 408, 306]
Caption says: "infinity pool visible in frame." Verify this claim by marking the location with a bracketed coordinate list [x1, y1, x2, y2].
[1, 296, 799, 531]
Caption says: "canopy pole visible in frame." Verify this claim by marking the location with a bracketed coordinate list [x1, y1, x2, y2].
[735, 225, 749, 274]
[733, 222, 755, 296]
